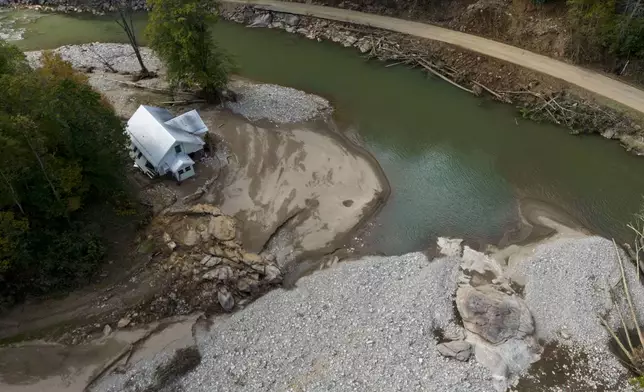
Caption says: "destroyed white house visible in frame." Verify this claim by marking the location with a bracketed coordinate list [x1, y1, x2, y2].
[126, 105, 208, 181]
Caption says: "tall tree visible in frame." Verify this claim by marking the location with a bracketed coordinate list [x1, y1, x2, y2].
[145, 0, 232, 101]
[111, 0, 153, 79]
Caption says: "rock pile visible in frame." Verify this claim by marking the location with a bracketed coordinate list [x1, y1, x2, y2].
[25, 43, 162, 74]
[434, 239, 541, 391]
[142, 203, 282, 316]
[223, 7, 374, 53]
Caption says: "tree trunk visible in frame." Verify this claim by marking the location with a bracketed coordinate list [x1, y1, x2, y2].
[0, 169, 24, 215]
[23, 136, 62, 207]
[116, 9, 150, 76]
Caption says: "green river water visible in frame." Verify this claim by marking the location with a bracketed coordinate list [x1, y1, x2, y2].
[2, 9, 644, 255]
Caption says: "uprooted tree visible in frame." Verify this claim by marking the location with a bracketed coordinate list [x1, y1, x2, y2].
[145, 0, 233, 102]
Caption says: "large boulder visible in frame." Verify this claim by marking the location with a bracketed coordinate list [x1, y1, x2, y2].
[208, 215, 236, 241]
[456, 284, 533, 345]
[452, 242, 541, 392]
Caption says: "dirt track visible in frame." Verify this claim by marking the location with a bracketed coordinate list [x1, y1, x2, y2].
[225, 0, 644, 115]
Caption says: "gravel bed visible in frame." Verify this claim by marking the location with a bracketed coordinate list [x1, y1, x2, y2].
[510, 236, 644, 390]
[25, 43, 162, 73]
[93, 253, 496, 392]
[226, 80, 331, 123]
[179, 253, 495, 392]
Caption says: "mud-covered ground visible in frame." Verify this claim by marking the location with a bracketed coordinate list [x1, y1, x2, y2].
[0, 44, 387, 349]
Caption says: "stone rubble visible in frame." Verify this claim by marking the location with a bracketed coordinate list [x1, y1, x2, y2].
[25, 43, 162, 74]
[437, 341, 473, 362]
[144, 203, 283, 316]
[226, 79, 331, 123]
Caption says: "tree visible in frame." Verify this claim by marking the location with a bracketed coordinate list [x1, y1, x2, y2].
[0, 41, 132, 302]
[146, 0, 232, 101]
[111, 0, 153, 79]
[567, 0, 644, 69]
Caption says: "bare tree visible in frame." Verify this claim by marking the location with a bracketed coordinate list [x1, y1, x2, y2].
[617, 0, 643, 74]
[113, 0, 154, 79]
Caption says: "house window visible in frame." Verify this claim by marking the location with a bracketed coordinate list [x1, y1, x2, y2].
[178, 169, 184, 175]
[137, 152, 142, 159]
[184, 166, 191, 172]
[145, 161, 155, 171]
[175, 145, 182, 154]
[132, 146, 138, 152]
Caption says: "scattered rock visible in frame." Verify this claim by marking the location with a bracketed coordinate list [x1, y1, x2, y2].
[103, 324, 112, 337]
[264, 265, 281, 282]
[217, 288, 235, 311]
[436, 340, 472, 362]
[209, 215, 236, 241]
[248, 13, 272, 28]
[601, 128, 617, 139]
[437, 237, 463, 257]
[242, 251, 262, 264]
[355, 38, 372, 54]
[237, 277, 255, 292]
[205, 257, 222, 268]
[461, 246, 504, 278]
[202, 266, 233, 281]
[182, 229, 199, 246]
[284, 14, 300, 27]
[117, 317, 131, 329]
[343, 35, 358, 47]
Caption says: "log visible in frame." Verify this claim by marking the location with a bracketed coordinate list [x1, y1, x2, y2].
[104, 78, 193, 96]
[416, 59, 476, 95]
[472, 80, 512, 103]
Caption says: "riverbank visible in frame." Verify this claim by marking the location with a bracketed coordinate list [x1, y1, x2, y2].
[3, 221, 639, 392]
[4, 1, 644, 154]
[220, 3, 644, 155]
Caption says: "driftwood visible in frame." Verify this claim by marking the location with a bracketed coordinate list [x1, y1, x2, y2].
[87, 43, 118, 73]
[160, 99, 206, 105]
[349, 26, 625, 134]
[104, 78, 194, 97]
[417, 58, 476, 95]
[472, 80, 512, 103]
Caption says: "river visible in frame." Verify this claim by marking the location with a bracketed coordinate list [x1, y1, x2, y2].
[2, 8, 644, 255]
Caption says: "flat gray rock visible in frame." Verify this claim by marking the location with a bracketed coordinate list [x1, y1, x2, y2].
[437, 341, 472, 362]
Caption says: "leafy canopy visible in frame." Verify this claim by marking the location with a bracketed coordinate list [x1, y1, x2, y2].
[0, 42, 131, 304]
[145, 0, 232, 100]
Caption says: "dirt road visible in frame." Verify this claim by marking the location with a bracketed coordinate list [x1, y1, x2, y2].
[224, 0, 644, 115]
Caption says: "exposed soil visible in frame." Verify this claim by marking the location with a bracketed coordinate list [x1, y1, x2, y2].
[0, 51, 388, 351]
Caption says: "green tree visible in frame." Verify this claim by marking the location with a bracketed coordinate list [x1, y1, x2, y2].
[145, 0, 232, 101]
[0, 41, 132, 303]
[567, 0, 644, 69]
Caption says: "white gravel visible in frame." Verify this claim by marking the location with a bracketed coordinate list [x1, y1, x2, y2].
[93, 253, 496, 392]
[178, 253, 495, 392]
[510, 235, 644, 391]
[226, 80, 331, 123]
[24, 43, 162, 73]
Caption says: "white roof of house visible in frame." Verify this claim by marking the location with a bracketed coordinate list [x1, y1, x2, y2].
[127, 106, 206, 167]
[171, 154, 195, 172]
[164, 110, 208, 135]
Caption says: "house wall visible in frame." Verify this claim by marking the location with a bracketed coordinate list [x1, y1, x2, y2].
[158, 142, 203, 172]
[182, 142, 203, 155]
